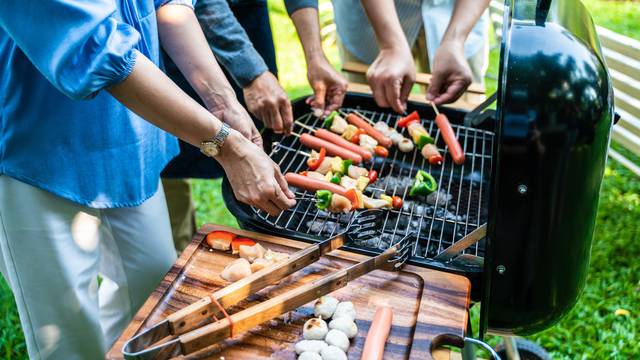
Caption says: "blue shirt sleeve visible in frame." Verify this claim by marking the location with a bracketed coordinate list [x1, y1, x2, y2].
[284, 0, 318, 15]
[0, 0, 142, 100]
[195, 0, 268, 87]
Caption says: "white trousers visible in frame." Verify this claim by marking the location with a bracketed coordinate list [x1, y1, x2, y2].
[0, 176, 177, 359]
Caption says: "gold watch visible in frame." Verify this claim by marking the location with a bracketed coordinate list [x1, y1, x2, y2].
[200, 123, 230, 158]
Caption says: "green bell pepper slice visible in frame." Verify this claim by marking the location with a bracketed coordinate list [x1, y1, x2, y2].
[323, 111, 338, 128]
[341, 159, 352, 174]
[330, 172, 342, 184]
[409, 170, 438, 196]
[416, 134, 435, 150]
[315, 190, 332, 210]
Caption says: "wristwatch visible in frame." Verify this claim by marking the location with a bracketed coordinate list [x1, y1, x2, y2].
[200, 123, 231, 158]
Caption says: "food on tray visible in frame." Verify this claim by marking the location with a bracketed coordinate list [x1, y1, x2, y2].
[220, 258, 252, 282]
[409, 170, 438, 196]
[361, 306, 393, 360]
[397, 138, 414, 152]
[320, 345, 347, 360]
[298, 352, 323, 360]
[332, 301, 356, 322]
[206, 231, 236, 251]
[250, 258, 272, 272]
[239, 243, 266, 263]
[264, 249, 289, 262]
[325, 329, 349, 352]
[435, 112, 465, 165]
[328, 316, 358, 339]
[300, 133, 363, 164]
[231, 237, 255, 254]
[315, 190, 352, 213]
[303, 317, 329, 340]
[295, 340, 329, 355]
[345, 113, 392, 148]
[315, 295, 340, 319]
[421, 143, 443, 165]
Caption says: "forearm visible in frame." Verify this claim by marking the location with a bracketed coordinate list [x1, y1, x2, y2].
[156, 4, 236, 110]
[108, 53, 221, 147]
[360, 0, 409, 51]
[442, 0, 490, 43]
[289, 8, 326, 66]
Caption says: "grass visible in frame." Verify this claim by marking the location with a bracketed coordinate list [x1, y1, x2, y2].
[0, 0, 637, 358]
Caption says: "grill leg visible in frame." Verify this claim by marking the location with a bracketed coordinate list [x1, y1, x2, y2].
[502, 336, 521, 360]
[462, 312, 477, 360]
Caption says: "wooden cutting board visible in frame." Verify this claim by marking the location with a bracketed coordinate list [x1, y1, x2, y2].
[107, 224, 471, 360]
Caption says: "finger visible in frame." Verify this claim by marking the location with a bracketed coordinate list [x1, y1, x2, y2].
[252, 127, 263, 148]
[385, 77, 404, 113]
[265, 103, 284, 134]
[270, 183, 296, 211]
[274, 164, 295, 198]
[325, 87, 346, 114]
[279, 99, 294, 135]
[399, 75, 413, 108]
[433, 79, 468, 105]
[259, 198, 281, 216]
[371, 78, 389, 108]
[426, 73, 445, 103]
[313, 83, 327, 112]
[305, 96, 314, 105]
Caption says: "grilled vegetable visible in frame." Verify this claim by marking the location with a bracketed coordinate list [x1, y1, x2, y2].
[374, 146, 389, 158]
[345, 188, 363, 209]
[408, 122, 435, 149]
[409, 170, 438, 196]
[397, 110, 420, 128]
[350, 128, 367, 144]
[323, 111, 337, 128]
[331, 157, 352, 174]
[359, 134, 378, 152]
[363, 196, 391, 209]
[341, 125, 358, 141]
[206, 231, 236, 251]
[421, 143, 443, 165]
[329, 172, 342, 184]
[339, 175, 358, 190]
[307, 148, 326, 171]
[347, 165, 368, 179]
[315, 190, 333, 210]
[329, 193, 353, 213]
[356, 176, 369, 191]
[398, 138, 414, 152]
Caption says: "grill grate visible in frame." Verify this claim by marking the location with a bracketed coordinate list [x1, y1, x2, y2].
[252, 107, 493, 261]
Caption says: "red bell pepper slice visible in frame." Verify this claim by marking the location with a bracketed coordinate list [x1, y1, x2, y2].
[307, 147, 326, 171]
[345, 188, 360, 208]
[397, 111, 420, 128]
[231, 237, 256, 254]
[351, 128, 366, 144]
[206, 231, 236, 250]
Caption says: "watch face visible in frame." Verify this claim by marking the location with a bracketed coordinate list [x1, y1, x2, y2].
[201, 142, 219, 157]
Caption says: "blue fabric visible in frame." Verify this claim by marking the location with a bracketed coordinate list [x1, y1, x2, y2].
[162, 0, 278, 179]
[0, 0, 194, 208]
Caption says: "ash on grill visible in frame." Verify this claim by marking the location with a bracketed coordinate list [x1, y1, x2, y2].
[254, 107, 493, 262]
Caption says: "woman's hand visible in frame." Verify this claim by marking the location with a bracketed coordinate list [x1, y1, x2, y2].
[306, 58, 348, 116]
[216, 130, 296, 215]
[426, 40, 472, 105]
[366, 46, 416, 113]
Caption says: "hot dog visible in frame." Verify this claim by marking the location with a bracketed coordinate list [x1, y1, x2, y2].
[300, 133, 363, 165]
[314, 129, 373, 162]
[435, 113, 465, 165]
[346, 113, 393, 148]
[360, 306, 393, 360]
[284, 173, 348, 197]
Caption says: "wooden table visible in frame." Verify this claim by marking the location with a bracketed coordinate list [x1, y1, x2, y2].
[107, 225, 471, 360]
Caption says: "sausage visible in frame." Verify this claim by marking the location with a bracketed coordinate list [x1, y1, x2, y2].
[300, 133, 363, 165]
[346, 114, 392, 148]
[435, 113, 465, 165]
[284, 173, 348, 197]
[360, 306, 393, 360]
[315, 129, 373, 162]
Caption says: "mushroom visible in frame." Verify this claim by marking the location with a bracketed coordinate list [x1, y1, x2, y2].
[299, 352, 323, 360]
[314, 296, 339, 319]
[328, 317, 358, 339]
[303, 317, 329, 340]
[239, 243, 266, 263]
[295, 340, 328, 355]
[250, 258, 272, 272]
[325, 329, 350, 352]
[333, 302, 356, 321]
[398, 138, 414, 152]
[320, 345, 347, 360]
[390, 131, 404, 145]
[220, 258, 252, 282]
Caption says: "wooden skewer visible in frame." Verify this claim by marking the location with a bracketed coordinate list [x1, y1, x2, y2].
[353, 110, 376, 126]
[295, 120, 316, 133]
[430, 102, 440, 115]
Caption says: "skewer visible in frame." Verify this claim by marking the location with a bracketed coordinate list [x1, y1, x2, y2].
[430, 102, 440, 115]
[353, 110, 376, 126]
[272, 142, 310, 157]
[295, 120, 316, 133]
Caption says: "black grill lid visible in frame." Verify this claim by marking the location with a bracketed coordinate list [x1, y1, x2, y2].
[481, 0, 613, 335]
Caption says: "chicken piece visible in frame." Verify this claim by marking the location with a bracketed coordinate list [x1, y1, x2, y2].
[307, 171, 327, 181]
[374, 121, 392, 136]
[398, 138, 414, 152]
[315, 157, 333, 175]
[359, 134, 378, 152]
[328, 194, 352, 213]
[330, 114, 348, 134]
[239, 243, 266, 263]
[264, 249, 289, 262]
[250, 258, 272, 272]
[339, 176, 358, 190]
[347, 165, 368, 179]
[363, 196, 391, 209]
[220, 258, 252, 282]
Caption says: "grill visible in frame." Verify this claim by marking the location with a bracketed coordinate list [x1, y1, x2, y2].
[224, 0, 615, 337]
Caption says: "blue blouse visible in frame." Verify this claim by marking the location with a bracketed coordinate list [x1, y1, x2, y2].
[0, 0, 193, 208]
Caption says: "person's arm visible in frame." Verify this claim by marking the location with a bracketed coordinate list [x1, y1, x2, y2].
[427, 0, 491, 104]
[195, 0, 293, 134]
[156, 4, 263, 146]
[359, 0, 416, 113]
[287, 4, 347, 116]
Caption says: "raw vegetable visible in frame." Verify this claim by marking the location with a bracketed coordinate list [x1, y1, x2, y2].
[325, 329, 350, 352]
[295, 340, 329, 354]
[308, 148, 327, 171]
[397, 110, 420, 128]
[315, 190, 332, 210]
[299, 352, 323, 360]
[206, 231, 236, 251]
[328, 316, 358, 339]
[344, 189, 362, 209]
[409, 170, 438, 196]
[330, 157, 352, 174]
[333, 302, 357, 321]
[356, 176, 369, 191]
[231, 237, 255, 254]
[350, 128, 366, 144]
[320, 345, 347, 360]
[323, 111, 337, 128]
[407, 122, 434, 149]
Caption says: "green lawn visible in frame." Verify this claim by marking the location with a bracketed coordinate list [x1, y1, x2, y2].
[0, 1, 638, 359]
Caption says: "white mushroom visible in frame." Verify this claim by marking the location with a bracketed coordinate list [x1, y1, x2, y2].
[220, 258, 252, 282]
[328, 317, 358, 339]
[325, 329, 350, 352]
[239, 243, 266, 263]
[299, 352, 323, 360]
[250, 258, 272, 272]
[320, 345, 347, 360]
[398, 138, 415, 152]
[333, 302, 356, 321]
[295, 340, 329, 355]
[374, 121, 392, 136]
[314, 296, 339, 319]
[303, 317, 329, 340]
[390, 131, 404, 145]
